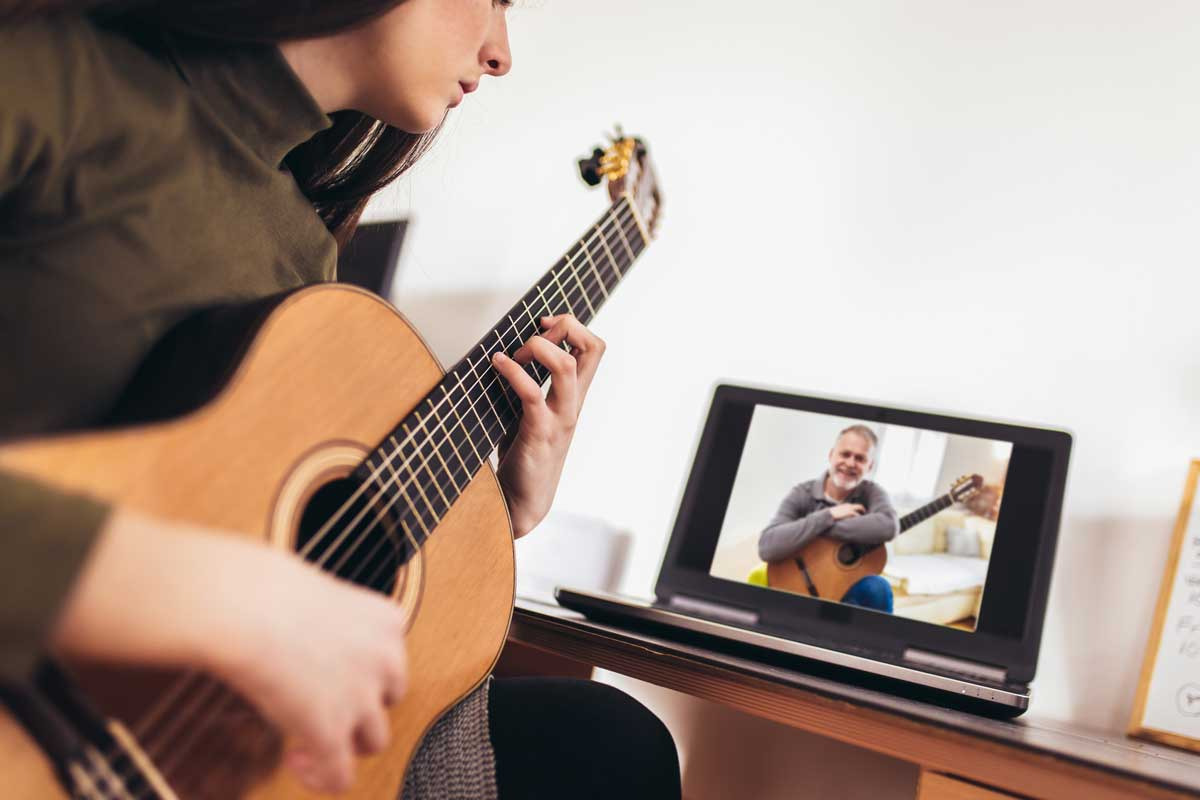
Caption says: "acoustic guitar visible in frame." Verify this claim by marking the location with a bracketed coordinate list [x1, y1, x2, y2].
[0, 135, 662, 799]
[765, 474, 983, 602]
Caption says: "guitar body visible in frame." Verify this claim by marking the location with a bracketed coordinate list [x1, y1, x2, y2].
[765, 537, 888, 602]
[0, 284, 515, 799]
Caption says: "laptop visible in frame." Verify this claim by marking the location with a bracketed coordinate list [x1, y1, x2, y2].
[556, 383, 1072, 718]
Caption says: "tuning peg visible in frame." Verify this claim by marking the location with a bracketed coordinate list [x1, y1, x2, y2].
[577, 147, 605, 187]
[605, 123, 628, 145]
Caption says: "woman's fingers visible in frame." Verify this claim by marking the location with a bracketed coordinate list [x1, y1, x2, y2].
[524, 335, 579, 414]
[353, 700, 391, 755]
[538, 315, 605, 397]
[505, 315, 604, 408]
[492, 351, 545, 408]
[289, 731, 355, 794]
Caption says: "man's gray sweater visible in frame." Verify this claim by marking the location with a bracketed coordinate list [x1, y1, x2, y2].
[758, 473, 900, 562]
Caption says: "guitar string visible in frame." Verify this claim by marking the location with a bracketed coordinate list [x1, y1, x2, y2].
[140, 204, 643, 789]
[103, 203, 645, 792]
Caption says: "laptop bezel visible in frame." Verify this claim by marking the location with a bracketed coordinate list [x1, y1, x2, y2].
[653, 383, 1071, 684]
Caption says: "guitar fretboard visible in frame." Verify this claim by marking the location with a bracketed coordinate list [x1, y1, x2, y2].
[349, 195, 648, 561]
[899, 493, 956, 532]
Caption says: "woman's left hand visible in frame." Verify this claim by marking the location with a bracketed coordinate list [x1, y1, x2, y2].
[490, 314, 605, 538]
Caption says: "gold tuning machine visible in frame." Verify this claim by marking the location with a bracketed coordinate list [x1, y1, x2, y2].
[577, 133, 638, 187]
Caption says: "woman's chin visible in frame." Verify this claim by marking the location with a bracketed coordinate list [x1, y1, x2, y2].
[377, 106, 446, 135]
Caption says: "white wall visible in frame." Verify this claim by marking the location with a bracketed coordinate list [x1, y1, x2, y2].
[365, 0, 1200, 792]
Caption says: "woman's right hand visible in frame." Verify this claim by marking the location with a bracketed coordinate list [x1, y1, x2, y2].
[51, 506, 408, 794]
[218, 549, 409, 794]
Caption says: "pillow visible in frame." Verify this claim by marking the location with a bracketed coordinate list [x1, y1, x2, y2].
[972, 517, 998, 560]
[931, 510, 966, 553]
[945, 525, 981, 557]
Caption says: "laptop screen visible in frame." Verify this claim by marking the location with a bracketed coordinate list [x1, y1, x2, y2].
[656, 384, 1071, 682]
[710, 406, 1012, 634]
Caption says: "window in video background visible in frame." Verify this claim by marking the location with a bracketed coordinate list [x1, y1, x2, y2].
[709, 406, 1012, 633]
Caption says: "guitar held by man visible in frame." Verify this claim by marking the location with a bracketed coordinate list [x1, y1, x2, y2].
[757, 425, 982, 610]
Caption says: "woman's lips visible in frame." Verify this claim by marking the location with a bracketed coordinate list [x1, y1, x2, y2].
[450, 81, 477, 109]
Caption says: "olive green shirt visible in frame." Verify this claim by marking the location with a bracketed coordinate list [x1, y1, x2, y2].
[0, 13, 336, 680]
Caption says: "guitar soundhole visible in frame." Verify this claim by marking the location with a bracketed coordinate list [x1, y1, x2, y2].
[294, 477, 412, 595]
[837, 544, 861, 566]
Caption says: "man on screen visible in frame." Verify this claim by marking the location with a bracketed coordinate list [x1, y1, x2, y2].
[758, 425, 899, 612]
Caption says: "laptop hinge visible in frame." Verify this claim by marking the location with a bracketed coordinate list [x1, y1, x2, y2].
[667, 594, 760, 627]
[902, 648, 1008, 684]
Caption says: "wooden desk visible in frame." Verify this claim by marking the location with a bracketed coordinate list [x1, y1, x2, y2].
[503, 600, 1200, 800]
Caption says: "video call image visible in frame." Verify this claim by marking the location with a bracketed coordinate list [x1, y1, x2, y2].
[709, 406, 1013, 632]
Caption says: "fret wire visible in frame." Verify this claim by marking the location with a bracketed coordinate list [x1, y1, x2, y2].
[520, 298, 563, 379]
[547, 262, 576, 317]
[563, 252, 597, 319]
[407, 423, 452, 517]
[506, 312, 529, 346]
[439, 384, 479, 476]
[614, 209, 643, 262]
[534, 283, 561, 318]
[574, 248, 608, 313]
[595, 220, 624, 284]
[415, 408, 464, 496]
[453, 369, 497, 453]
[520, 297, 541, 333]
[597, 220, 628, 286]
[405, 417, 452, 509]
[499, 317, 551, 396]
[398, 424, 448, 521]
[428, 403, 471, 495]
[431, 387, 476, 479]
[375, 446, 431, 540]
[466, 345, 512, 426]
[592, 208, 624, 280]
[368, 451, 411, 547]
[503, 312, 533, 377]
[487, 332, 522, 418]
[606, 201, 631, 273]
[579, 234, 612, 296]
[612, 211, 637, 263]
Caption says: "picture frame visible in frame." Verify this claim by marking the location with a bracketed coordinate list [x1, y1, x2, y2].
[1129, 460, 1200, 754]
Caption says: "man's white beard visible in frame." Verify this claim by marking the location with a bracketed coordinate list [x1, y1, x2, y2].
[830, 470, 861, 492]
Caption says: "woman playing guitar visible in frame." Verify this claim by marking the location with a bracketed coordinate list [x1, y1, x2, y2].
[0, 1, 679, 797]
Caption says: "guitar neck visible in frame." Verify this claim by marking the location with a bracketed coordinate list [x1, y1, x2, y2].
[352, 195, 649, 550]
[898, 492, 956, 533]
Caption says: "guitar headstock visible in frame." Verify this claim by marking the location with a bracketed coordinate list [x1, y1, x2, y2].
[949, 474, 985, 503]
[578, 128, 663, 239]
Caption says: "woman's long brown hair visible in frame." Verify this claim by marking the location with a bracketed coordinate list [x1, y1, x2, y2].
[2, 0, 435, 248]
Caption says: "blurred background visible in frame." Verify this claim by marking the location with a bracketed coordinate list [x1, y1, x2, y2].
[361, 1, 1200, 795]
